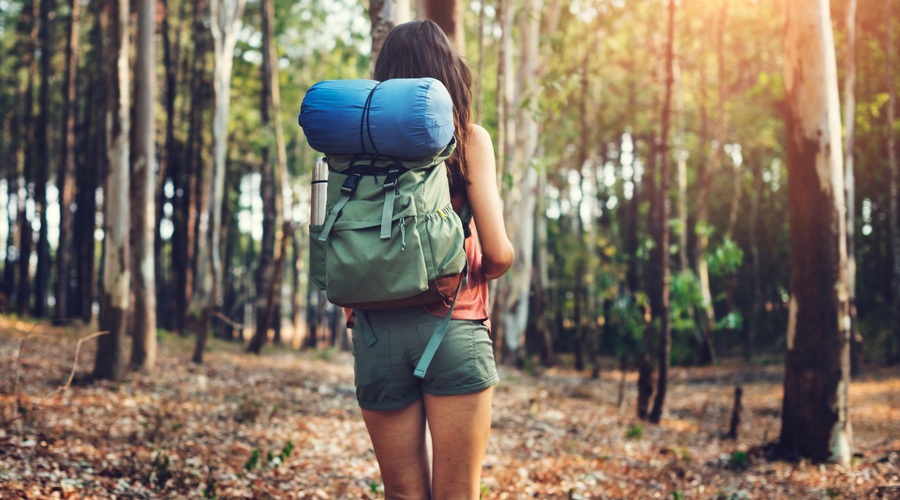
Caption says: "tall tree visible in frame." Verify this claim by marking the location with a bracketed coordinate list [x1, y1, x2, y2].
[130, 0, 158, 372]
[33, 0, 54, 318]
[843, 0, 861, 374]
[495, 0, 558, 365]
[369, 0, 409, 71]
[17, 0, 39, 317]
[420, 0, 464, 52]
[647, 0, 676, 425]
[247, 0, 285, 354]
[73, 1, 105, 324]
[779, 0, 852, 465]
[889, 0, 900, 319]
[190, 0, 245, 362]
[155, 0, 185, 330]
[94, 0, 131, 382]
[54, 0, 80, 322]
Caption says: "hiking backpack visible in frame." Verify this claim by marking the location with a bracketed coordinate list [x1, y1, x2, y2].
[299, 77, 469, 378]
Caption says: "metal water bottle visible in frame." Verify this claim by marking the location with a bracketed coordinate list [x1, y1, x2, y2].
[311, 157, 328, 225]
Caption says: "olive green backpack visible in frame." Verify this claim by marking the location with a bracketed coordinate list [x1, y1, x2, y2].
[309, 141, 469, 377]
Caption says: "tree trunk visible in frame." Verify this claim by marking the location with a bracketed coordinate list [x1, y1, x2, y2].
[648, 0, 676, 425]
[747, 161, 764, 361]
[191, 0, 246, 363]
[94, 0, 131, 382]
[248, 0, 285, 354]
[888, 0, 900, 327]
[421, 0, 463, 53]
[54, 0, 80, 323]
[17, 0, 39, 317]
[636, 353, 654, 420]
[4, 13, 29, 304]
[842, 0, 861, 376]
[33, 0, 54, 319]
[130, 0, 158, 372]
[532, 164, 555, 366]
[74, 1, 106, 324]
[497, 0, 547, 365]
[176, 0, 208, 334]
[369, 0, 410, 73]
[779, 0, 852, 465]
[675, 62, 689, 273]
[155, 0, 184, 331]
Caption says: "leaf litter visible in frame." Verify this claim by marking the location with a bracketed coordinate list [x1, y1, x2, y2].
[1, 317, 898, 499]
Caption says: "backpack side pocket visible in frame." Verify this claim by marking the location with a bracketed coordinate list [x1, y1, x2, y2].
[309, 224, 327, 290]
[419, 204, 467, 280]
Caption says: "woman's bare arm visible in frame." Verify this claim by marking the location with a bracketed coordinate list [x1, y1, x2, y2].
[464, 124, 514, 280]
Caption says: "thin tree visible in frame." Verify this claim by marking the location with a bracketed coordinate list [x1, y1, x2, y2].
[54, 0, 80, 323]
[130, 0, 158, 372]
[369, 0, 409, 72]
[843, 0, 862, 374]
[421, 0, 464, 53]
[647, 0, 675, 425]
[248, 0, 285, 354]
[17, 0, 39, 317]
[779, 0, 852, 465]
[73, 1, 106, 324]
[94, 0, 131, 382]
[888, 0, 900, 323]
[190, 0, 245, 362]
[33, 0, 54, 318]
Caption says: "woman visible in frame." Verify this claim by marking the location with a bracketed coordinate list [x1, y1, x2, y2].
[351, 19, 514, 499]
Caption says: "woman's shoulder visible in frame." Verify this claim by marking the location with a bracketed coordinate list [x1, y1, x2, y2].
[468, 123, 492, 142]
[466, 124, 495, 156]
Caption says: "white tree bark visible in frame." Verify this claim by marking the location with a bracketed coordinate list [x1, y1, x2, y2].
[131, 0, 158, 371]
[499, 0, 541, 357]
[781, 0, 851, 466]
[370, 0, 410, 73]
[190, 0, 245, 361]
[94, 0, 131, 382]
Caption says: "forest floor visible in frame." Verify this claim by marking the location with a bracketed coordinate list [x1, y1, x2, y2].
[0, 317, 898, 499]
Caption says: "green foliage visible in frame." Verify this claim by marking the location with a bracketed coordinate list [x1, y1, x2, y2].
[669, 270, 704, 332]
[606, 295, 647, 360]
[672, 492, 685, 500]
[626, 424, 644, 439]
[707, 237, 744, 277]
[716, 311, 743, 331]
[243, 448, 260, 472]
[728, 451, 749, 469]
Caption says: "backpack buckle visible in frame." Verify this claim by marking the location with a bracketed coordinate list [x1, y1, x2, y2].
[383, 168, 402, 190]
[341, 174, 361, 194]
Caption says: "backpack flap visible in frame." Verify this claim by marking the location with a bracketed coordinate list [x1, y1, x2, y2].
[309, 141, 467, 309]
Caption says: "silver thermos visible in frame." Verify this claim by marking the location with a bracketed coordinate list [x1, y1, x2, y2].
[311, 157, 328, 225]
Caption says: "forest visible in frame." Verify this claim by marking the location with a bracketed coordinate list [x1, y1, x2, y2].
[1, 0, 899, 497]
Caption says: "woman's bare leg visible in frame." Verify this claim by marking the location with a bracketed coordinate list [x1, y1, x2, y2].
[361, 400, 431, 499]
[424, 387, 494, 499]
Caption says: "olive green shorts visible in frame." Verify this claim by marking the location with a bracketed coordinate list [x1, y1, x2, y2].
[350, 307, 499, 411]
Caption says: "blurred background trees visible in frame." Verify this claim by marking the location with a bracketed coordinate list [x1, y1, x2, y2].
[0, 0, 897, 459]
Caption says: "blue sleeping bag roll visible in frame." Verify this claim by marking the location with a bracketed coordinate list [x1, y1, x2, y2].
[298, 78, 455, 159]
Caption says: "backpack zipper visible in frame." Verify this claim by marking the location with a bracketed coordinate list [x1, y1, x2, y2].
[399, 217, 407, 252]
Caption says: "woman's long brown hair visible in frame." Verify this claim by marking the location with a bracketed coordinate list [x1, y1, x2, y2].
[373, 20, 473, 192]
